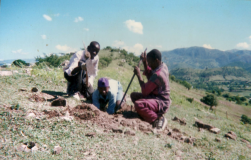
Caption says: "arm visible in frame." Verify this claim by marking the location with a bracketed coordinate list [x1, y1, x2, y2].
[141, 78, 158, 96]
[92, 90, 100, 109]
[106, 92, 116, 114]
[134, 67, 158, 96]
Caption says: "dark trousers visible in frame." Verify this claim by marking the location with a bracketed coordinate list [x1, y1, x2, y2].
[64, 69, 94, 100]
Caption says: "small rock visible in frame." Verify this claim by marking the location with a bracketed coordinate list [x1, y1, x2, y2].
[53, 146, 62, 154]
[175, 150, 182, 157]
[31, 87, 38, 92]
[184, 137, 195, 144]
[26, 113, 36, 118]
[86, 132, 96, 138]
[172, 128, 181, 133]
[215, 138, 221, 142]
[51, 98, 66, 106]
[60, 111, 74, 121]
[124, 130, 136, 136]
[180, 119, 186, 125]
[16, 144, 27, 152]
[210, 128, 221, 134]
[94, 110, 100, 116]
[225, 131, 237, 140]
[139, 124, 148, 131]
[19, 88, 27, 91]
[241, 139, 250, 144]
[112, 127, 123, 133]
[31, 145, 39, 152]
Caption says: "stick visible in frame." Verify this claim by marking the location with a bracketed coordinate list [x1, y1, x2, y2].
[83, 42, 89, 87]
[118, 48, 147, 110]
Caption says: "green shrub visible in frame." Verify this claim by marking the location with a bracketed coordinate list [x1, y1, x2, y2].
[170, 75, 175, 81]
[35, 53, 71, 67]
[99, 57, 112, 69]
[12, 59, 29, 67]
[180, 80, 192, 90]
[241, 115, 251, 124]
[200, 94, 218, 110]
[186, 98, 194, 103]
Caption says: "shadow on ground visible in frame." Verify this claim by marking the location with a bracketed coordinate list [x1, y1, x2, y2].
[42, 90, 68, 101]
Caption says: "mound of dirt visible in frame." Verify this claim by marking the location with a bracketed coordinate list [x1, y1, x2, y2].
[29, 94, 45, 102]
[43, 110, 60, 119]
[66, 103, 152, 134]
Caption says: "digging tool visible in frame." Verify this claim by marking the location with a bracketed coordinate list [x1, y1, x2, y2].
[83, 42, 89, 87]
[118, 48, 147, 110]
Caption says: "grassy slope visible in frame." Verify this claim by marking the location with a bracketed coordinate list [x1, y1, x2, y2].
[0, 51, 251, 159]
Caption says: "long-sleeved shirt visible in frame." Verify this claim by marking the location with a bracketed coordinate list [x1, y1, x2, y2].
[140, 63, 171, 115]
[92, 79, 120, 114]
[64, 50, 99, 86]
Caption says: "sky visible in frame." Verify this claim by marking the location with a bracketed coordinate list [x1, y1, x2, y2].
[0, 0, 251, 60]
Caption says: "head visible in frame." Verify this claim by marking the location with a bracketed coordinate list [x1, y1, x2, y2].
[98, 77, 110, 96]
[87, 41, 100, 59]
[147, 49, 162, 70]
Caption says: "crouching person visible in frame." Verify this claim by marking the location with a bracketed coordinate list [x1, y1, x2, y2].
[92, 77, 124, 114]
[131, 49, 171, 130]
[63, 41, 100, 100]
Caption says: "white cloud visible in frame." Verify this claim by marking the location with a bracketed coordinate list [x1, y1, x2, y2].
[12, 49, 28, 55]
[236, 42, 249, 49]
[83, 28, 89, 31]
[112, 40, 125, 48]
[12, 49, 22, 54]
[54, 13, 60, 17]
[43, 14, 52, 21]
[0, 59, 3, 61]
[203, 44, 213, 49]
[74, 16, 83, 22]
[41, 35, 47, 39]
[124, 19, 143, 34]
[129, 43, 144, 56]
[112, 40, 144, 56]
[55, 45, 76, 52]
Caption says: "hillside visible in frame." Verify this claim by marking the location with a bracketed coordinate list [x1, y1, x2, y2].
[0, 49, 251, 159]
[162, 46, 251, 71]
[170, 66, 251, 97]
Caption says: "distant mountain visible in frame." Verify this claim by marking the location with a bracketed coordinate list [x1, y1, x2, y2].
[162, 46, 251, 70]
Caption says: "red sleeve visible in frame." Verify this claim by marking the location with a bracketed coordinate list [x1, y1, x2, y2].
[141, 80, 158, 97]
[143, 66, 152, 80]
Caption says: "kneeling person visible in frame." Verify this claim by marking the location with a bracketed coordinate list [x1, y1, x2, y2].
[131, 49, 171, 130]
[92, 78, 123, 114]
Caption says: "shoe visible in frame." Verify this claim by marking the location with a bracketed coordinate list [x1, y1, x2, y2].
[72, 92, 80, 100]
[153, 116, 167, 130]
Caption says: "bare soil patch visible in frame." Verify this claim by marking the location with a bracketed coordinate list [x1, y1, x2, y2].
[29, 94, 45, 102]
[43, 110, 60, 119]
[43, 103, 196, 143]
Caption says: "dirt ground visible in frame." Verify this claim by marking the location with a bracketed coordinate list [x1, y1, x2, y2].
[65, 103, 152, 134]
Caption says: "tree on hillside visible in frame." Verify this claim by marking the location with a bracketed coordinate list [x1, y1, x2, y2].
[200, 94, 218, 110]
[12, 59, 29, 67]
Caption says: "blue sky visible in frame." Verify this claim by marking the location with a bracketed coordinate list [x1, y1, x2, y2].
[0, 0, 251, 60]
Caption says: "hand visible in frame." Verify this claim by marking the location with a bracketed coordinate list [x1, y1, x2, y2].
[80, 62, 87, 71]
[85, 51, 90, 59]
[134, 66, 141, 76]
[140, 50, 147, 63]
